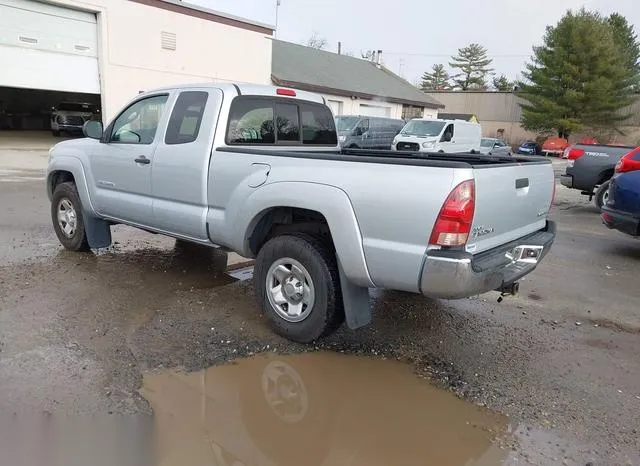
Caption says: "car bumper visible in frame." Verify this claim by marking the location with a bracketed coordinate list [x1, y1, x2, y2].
[560, 174, 573, 188]
[601, 207, 640, 237]
[57, 124, 84, 132]
[419, 221, 556, 299]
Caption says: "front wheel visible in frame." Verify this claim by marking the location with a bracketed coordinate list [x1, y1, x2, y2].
[254, 234, 344, 343]
[594, 180, 611, 209]
[51, 182, 90, 251]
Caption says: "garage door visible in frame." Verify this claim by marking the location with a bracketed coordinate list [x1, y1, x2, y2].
[327, 100, 343, 115]
[359, 103, 391, 117]
[0, 0, 99, 93]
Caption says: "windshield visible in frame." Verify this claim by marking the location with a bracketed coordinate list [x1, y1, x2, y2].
[58, 102, 96, 112]
[401, 120, 446, 137]
[481, 138, 496, 148]
[335, 116, 360, 132]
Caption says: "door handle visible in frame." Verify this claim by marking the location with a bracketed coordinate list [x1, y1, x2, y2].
[134, 156, 151, 165]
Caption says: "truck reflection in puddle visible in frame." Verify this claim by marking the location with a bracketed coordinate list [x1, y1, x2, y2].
[142, 352, 511, 466]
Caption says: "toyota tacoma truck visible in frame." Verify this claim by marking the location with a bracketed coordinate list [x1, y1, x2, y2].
[46, 83, 556, 343]
[560, 143, 635, 208]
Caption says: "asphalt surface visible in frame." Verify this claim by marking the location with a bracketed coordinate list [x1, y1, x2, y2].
[1, 151, 639, 465]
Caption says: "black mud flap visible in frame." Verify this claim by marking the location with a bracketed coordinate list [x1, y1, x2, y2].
[83, 212, 112, 249]
[337, 259, 371, 329]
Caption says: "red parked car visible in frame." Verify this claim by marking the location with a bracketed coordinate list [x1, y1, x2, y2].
[542, 136, 569, 157]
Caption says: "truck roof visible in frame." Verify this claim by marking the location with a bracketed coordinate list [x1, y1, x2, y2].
[137, 82, 326, 105]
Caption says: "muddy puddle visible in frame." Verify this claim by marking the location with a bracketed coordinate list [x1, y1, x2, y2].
[142, 351, 512, 466]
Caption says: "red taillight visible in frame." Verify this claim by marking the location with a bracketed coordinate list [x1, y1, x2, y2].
[429, 180, 476, 247]
[615, 147, 640, 173]
[567, 148, 585, 160]
[276, 88, 296, 97]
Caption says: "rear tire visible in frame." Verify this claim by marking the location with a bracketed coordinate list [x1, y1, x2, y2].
[254, 234, 344, 343]
[594, 180, 611, 209]
[51, 182, 90, 252]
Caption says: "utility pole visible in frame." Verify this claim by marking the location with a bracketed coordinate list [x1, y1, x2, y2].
[274, 0, 280, 38]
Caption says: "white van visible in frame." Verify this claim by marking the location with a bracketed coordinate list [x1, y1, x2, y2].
[391, 118, 481, 154]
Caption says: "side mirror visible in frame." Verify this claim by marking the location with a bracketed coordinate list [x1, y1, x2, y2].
[83, 120, 103, 140]
[353, 127, 362, 136]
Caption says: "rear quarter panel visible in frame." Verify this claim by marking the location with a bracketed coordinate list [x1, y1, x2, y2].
[609, 171, 640, 215]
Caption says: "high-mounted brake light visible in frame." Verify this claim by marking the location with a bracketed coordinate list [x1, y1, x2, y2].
[429, 180, 476, 247]
[615, 147, 640, 173]
[276, 88, 296, 97]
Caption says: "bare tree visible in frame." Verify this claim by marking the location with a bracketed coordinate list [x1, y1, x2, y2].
[305, 32, 328, 50]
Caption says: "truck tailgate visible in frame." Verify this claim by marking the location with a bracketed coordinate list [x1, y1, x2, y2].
[468, 163, 554, 254]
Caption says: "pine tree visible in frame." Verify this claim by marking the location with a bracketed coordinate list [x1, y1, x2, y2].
[420, 64, 450, 91]
[607, 13, 640, 92]
[449, 43, 494, 90]
[518, 9, 638, 138]
[492, 74, 514, 91]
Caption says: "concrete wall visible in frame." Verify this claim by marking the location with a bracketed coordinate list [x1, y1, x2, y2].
[428, 91, 640, 146]
[53, 0, 272, 121]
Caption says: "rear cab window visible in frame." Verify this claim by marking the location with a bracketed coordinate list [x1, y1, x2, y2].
[165, 91, 209, 145]
[226, 97, 337, 146]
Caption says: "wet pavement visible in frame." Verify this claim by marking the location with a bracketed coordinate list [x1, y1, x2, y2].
[1, 152, 640, 465]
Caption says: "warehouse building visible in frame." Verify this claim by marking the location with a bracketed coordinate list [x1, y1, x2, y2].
[0, 0, 273, 135]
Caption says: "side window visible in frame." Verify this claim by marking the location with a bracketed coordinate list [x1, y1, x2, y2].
[165, 91, 208, 145]
[275, 102, 300, 142]
[300, 102, 338, 145]
[110, 95, 168, 144]
[227, 98, 275, 144]
[355, 119, 369, 135]
[441, 123, 454, 142]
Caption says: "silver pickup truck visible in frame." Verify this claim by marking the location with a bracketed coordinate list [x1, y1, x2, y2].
[46, 83, 556, 343]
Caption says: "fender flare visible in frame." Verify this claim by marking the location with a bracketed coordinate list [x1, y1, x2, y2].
[46, 157, 112, 249]
[235, 182, 374, 288]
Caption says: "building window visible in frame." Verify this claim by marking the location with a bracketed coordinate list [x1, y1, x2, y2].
[402, 105, 424, 120]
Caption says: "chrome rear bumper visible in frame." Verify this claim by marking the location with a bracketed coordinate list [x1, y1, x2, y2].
[419, 221, 556, 299]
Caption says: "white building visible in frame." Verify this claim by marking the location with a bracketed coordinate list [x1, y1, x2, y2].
[271, 40, 443, 120]
[0, 0, 273, 131]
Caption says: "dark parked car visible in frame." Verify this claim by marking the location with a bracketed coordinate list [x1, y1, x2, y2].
[560, 144, 635, 208]
[517, 141, 540, 155]
[601, 148, 640, 237]
[335, 115, 405, 150]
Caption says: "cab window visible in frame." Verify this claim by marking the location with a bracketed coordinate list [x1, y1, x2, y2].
[441, 123, 454, 142]
[110, 95, 168, 144]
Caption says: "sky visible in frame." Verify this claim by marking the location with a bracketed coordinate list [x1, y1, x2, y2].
[195, 0, 640, 85]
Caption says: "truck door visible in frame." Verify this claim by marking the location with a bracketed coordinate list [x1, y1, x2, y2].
[150, 88, 223, 240]
[87, 94, 169, 225]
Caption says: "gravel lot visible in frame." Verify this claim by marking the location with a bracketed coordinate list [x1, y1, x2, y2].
[0, 150, 638, 465]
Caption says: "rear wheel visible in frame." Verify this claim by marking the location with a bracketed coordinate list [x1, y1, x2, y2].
[51, 182, 90, 252]
[594, 180, 611, 209]
[254, 234, 344, 343]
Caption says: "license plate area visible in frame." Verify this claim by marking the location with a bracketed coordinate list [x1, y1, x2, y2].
[505, 245, 544, 264]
